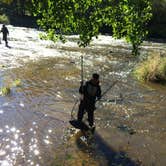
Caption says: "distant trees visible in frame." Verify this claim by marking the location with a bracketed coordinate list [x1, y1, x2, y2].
[1, 0, 33, 16]
[32, 0, 152, 56]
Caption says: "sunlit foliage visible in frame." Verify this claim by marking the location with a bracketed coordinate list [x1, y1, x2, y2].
[32, 0, 152, 56]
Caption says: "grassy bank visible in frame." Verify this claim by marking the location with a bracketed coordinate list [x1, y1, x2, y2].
[133, 53, 166, 83]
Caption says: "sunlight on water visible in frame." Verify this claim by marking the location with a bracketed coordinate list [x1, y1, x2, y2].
[0, 126, 24, 165]
[0, 123, 51, 165]
[0, 109, 4, 114]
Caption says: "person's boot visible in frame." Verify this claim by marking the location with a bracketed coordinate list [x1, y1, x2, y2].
[90, 125, 95, 134]
[5, 41, 8, 47]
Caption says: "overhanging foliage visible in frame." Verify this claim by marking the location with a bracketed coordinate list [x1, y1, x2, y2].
[32, 0, 152, 56]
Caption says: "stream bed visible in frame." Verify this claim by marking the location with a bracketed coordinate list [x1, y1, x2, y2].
[0, 24, 166, 166]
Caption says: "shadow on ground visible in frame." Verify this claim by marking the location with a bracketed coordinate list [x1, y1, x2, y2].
[75, 131, 141, 166]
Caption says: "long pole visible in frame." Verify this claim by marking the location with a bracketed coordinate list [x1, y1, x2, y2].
[71, 55, 84, 119]
[96, 80, 118, 102]
[81, 55, 84, 86]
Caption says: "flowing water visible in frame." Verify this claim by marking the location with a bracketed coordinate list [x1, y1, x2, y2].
[0, 24, 166, 166]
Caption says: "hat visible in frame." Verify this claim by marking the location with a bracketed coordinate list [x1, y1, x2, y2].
[92, 73, 99, 80]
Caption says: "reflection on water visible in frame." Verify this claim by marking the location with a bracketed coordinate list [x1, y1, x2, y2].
[0, 126, 25, 165]
[0, 121, 54, 165]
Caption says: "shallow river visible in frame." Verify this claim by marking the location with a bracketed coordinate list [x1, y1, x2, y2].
[0, 25, 166, 166]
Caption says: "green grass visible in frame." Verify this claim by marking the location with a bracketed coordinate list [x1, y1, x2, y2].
[133, 53, 166, 83]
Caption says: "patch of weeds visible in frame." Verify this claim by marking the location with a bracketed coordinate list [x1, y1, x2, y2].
[0, 87, 11, 96]
[12, 79, 22, 87]
[133, 53, 166, 83]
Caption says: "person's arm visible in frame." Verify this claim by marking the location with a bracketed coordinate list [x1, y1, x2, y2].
[79, 84, 83, 94]
[7, 28, 9, 35]
[96, 85, 101, 100]
[79, 82, 85, 94]
[79, 81, 88, 95]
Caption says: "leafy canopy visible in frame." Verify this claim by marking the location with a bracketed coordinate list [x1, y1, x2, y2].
[32, 0, 152, 55]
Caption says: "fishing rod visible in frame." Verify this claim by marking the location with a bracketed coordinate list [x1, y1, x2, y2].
[71, 55, 84, 120]
[96, 80, 118, 102]
[80, 54, 84, 101]
[54, 97, 122, 103]
[70, 52, 118, 119]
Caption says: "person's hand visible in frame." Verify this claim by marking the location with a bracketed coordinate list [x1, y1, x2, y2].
[97, 96, 101, 100]
[79, 94, 84, 100]
[80, 81, 83, 85]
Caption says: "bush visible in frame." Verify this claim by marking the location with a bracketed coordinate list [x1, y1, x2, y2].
[0, 87, 11, 96]
[0, 14, 9, 24]
[133, 53, 166, 83]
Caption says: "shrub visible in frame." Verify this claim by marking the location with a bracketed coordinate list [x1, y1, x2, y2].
[0, 14, 9, 24]
[0, 87, 11, 96]
[134, 53, 166, 83]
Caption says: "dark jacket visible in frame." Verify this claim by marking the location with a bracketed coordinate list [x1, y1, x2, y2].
[1, 26, 9, 37]
[79, 80, 101, 104]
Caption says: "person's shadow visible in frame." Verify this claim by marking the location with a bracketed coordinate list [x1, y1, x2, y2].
[75, 131, 141, 166]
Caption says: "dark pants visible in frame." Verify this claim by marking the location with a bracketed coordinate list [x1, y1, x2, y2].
[77, 100, 95, 127]
[3, 35, 8, 46]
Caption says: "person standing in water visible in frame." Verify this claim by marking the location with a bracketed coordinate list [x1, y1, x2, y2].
[1, 24, 9, 47]
[77, 73, 101, 131]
